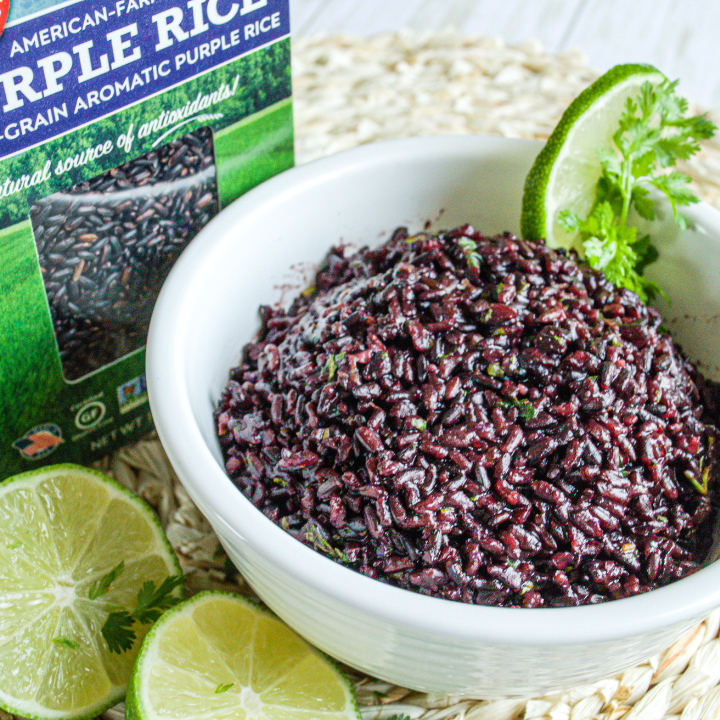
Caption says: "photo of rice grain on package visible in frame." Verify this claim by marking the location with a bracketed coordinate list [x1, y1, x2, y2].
[30, 127, 218, 381]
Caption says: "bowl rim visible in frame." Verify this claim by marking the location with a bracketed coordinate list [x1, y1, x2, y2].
[147, 134, 720, 646]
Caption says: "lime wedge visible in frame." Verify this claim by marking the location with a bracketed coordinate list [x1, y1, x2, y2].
[521, 63, 665, 252]
[126, 590, 361, 720]
[0, 463, 182, 720]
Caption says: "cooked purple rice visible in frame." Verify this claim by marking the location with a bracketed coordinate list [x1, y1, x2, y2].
[215, 226, 720, 607]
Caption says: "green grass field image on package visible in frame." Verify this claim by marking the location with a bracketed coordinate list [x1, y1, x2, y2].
[215, 98, 294, 206]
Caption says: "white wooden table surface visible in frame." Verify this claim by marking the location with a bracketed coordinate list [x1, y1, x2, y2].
[289, 0, 720, 111]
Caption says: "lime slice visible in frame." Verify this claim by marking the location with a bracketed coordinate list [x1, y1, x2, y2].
[0, 463, 182, 720]
[521, 63, 665, 252]
[126, 590, 361, 720]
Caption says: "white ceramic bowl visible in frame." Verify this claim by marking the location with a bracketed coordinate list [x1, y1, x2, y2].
[146, 135, 720, 698]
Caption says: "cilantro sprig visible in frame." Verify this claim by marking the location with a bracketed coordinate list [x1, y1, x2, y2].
[89, 562, 185, 654]
[560, 78, 715, 303]
[102, 575, 185, 653]
[88, 560, 125, 600]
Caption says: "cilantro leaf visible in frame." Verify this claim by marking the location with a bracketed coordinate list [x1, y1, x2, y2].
[324, 352, 345, 381]
[630, 185, 655, 221]
[513, 398, 538, 421]
[102, 611, 137, 654]
[88, 561, 125, 600]
[566, 77, 715, 301]
[303, 521, 349, 561]
[100, 573, 185, 654]
[133, 575, 186, 625]
[560, 202, 664, 303]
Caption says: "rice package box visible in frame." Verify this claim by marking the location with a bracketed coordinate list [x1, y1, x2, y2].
[0, 0, 293, 476]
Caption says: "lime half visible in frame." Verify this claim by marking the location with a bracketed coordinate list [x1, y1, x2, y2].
[0, 463, 182, 720]
[126, 590, 361, 720]
[521, 63, 665, 252]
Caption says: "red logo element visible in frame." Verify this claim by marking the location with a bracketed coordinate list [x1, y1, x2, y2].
[0, 0, 8, 41]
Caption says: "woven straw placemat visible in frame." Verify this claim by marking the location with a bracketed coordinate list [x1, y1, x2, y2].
[15, 31, 720, 720]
